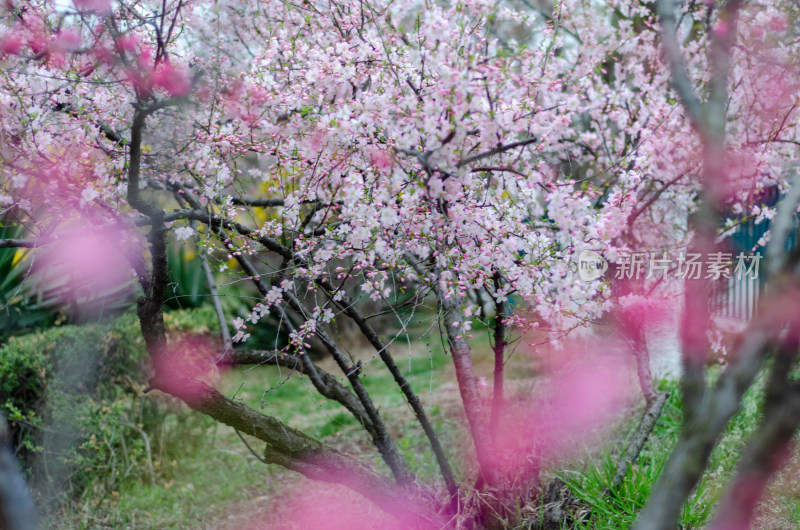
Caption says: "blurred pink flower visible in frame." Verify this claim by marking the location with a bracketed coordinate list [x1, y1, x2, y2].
[712, 20, 731, 36]
[151, 335, 225, 405]
[492, 344, 636, 482]
[0, 31, 23, 55]
[73, 0, 112, 13]
[239, 476, 440, 530]
[153, 61, 192, 97]
[33, 220, 139, 309]
[370, 148, 393, 171]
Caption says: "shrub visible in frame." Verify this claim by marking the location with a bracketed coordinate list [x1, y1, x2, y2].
[0, 306, 221, 510]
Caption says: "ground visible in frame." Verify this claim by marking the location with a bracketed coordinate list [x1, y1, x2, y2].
[51, 323, 800, 529]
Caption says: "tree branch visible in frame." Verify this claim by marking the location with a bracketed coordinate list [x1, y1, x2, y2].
[0, 238, 38, 249]
[489, 272, 507, 439]
[406, 254, 499, 486]
[198, 246, 232, 350]
[281, 288, 412, 485]
[230, 197, 285, 207]
[608, 392, 669, 493]
[656, 0, 704, 131]
[0, 414, 37, 530]
[172, 382, 436, 525]
[317, 278, 458, 496]
[456, 137, 537, 168]
[162, 209, 293, 259]
[127, 107, 163, 220]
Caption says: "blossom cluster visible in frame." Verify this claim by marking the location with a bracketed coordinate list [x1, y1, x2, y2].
[0, 0, 797, 349]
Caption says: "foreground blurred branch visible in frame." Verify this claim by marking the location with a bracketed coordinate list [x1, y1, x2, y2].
[0, 414, 38, 530]
[635, 1, 765, 528]
[708, 332, 800, 528]
[0, 238, 38, 249]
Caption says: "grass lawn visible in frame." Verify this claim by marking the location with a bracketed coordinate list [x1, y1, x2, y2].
[52, 322, 800, 529]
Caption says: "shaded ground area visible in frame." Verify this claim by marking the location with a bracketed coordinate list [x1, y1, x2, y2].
[52, 327, 800, 529]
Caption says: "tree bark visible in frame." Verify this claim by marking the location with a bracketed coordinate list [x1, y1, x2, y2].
[441, 296, 499, 486]
[609, 392, 669, 492]
[489, 274, 508, 438]
[317, 279, 458, 496]
[633, 330, 770, 530]
[631, 324, 657, 406]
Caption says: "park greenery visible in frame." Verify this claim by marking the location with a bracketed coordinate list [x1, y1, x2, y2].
[1, 0, 800, 528]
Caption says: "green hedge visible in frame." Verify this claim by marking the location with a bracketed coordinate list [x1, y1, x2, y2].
[0, 306, 221, 508]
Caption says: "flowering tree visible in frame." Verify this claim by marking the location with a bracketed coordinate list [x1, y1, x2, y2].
[1, 0, 799, 527]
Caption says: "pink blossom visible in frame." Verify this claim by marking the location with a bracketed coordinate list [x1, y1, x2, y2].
[370, 148, 393, 171]
[712, 20, 731, 37]
[768, 16, 788, 33]
[32, 221, 139, 309]
[0, 31, 23, 55]
[73, 0, 112, 13]
[151, 335, 226, 405]
[26, 32, 47, 55]
[114, 33, 140, 53]
[52, 29, 81, 52]
[152, 61, 192, 97]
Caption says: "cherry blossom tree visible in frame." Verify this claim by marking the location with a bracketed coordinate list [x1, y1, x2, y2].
[0, 0, 799, 527]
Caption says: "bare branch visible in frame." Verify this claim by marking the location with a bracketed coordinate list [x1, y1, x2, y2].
[456, 137, 537, 168]
[198, 247, 232, 350]
[655, 0, 704, 131]
[281, 289, 412, 484]
[0, 238, 38, 249]
[230, 197, 285, 207]
[609, 392, 669, 493]
[162, 208, 293, 259]
[317, 279, 458, 495]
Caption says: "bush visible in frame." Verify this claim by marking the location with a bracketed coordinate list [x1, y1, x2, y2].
[0, 306, 221, 511]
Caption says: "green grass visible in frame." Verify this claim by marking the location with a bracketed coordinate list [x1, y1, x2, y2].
[56, 334, 455, 528]
[66, 425, 272, 528]
[561, 372, 767, 529]
[53, 315, 799, 529]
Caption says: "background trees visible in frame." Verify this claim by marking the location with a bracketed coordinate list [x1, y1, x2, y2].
[0, 0, 799, 527]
